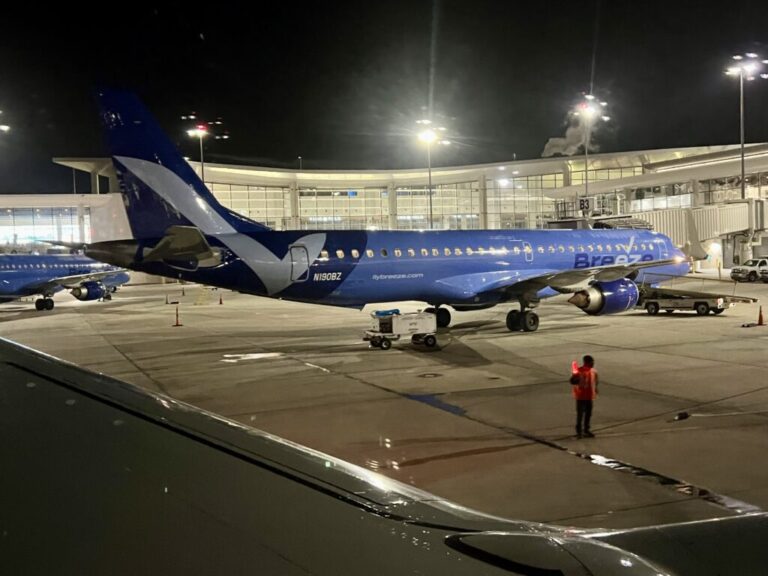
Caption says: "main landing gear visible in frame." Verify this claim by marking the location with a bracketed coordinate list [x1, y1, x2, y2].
[506, 309, 539, 332]
[425, 306, 451, 328]
[34, 298, 54, 311]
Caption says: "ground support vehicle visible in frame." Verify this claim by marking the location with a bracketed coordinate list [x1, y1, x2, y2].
[364, 309, 438, 350]
[731, 258, 768, 282]
[638, 286, 756, 316]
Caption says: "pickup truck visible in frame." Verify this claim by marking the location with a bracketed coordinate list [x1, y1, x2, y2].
[731, 258, 768, 282]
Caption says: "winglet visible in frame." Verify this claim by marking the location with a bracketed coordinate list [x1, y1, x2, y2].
[682, 209, 708, 261]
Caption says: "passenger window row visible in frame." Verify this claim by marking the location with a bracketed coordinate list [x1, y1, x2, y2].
[317, 242, 656, 260]
[0, 263, 104, 270]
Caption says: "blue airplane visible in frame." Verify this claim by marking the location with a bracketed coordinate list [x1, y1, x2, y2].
[86, 89, 700, 332]
[0, 253, 130, 310]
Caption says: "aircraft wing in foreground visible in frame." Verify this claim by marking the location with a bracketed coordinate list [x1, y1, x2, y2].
[1, 336, 767, 575]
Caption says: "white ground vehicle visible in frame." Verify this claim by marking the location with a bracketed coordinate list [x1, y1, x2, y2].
[364, 309, 437, 350]
[731, 258, 768, 282]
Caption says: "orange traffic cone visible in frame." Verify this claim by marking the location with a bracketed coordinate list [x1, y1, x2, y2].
[759, 306, 764, 326]
[172, 304, 183, 327]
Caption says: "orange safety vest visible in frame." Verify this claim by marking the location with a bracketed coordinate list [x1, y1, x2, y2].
[572, 367, 598, 400]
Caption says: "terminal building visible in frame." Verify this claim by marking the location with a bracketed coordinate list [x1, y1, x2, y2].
[2, 143, 768, 267]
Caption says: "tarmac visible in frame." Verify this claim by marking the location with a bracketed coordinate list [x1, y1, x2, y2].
[2, 275, 768, 530]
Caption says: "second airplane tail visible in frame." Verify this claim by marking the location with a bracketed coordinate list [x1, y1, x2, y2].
[97, 89, 270, 240]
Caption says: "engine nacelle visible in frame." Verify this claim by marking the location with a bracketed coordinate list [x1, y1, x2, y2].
[71, 281, 106, 301]
[568, 278, 639, 315]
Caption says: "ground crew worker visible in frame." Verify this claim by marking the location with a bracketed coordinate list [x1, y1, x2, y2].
[571, 355, 598, 438]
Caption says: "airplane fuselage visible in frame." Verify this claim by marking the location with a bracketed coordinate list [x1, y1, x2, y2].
[0, 254, 127, 301]
[126, 228, 688, 309]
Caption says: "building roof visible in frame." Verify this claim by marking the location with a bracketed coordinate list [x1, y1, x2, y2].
[54, 144, 743, 190]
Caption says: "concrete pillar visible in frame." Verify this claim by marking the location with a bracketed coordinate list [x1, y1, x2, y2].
[289, 183, 300, 230]
[561, 166, 571, 187]
[77, 204, 86, 243]
[690, 179, 702, 207]
[478, 174, 488, 229]
[387, 183, 397, 229]
[90, 172, 100, 194]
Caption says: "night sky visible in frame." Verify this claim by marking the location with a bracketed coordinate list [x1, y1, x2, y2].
[1, 1, 768, 193]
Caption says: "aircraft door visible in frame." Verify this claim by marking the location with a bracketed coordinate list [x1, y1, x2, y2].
[523, 241, 533, 262]
[509, 240, 534, 263]
[656, 238, 670, 259]
[289, 245, 310, 282]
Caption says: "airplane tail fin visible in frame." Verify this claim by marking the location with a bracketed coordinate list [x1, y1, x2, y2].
[96, 89, 270, 240]
[682, 209, 708, 261]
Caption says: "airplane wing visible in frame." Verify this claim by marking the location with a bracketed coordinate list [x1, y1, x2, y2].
[27, 269, 129, 294]
[3, 337, 768, 575]
[517, 257, 687, 291]
[435, 257, 687, 303]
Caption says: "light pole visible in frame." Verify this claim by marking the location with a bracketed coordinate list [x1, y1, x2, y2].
[187, 125, 209, 182]
[726, 53, 768, 200]
[298, 156, 303, 170]
[0, 110, 9, 134]
[183, 114, 229, 184]
[416, 120, 450, 229]
[573, 95, 609, 215]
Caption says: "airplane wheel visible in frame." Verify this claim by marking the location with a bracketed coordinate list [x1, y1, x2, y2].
[713, 308, 725, 315]
[645, 302, 660, 315]
[44, 298, 54, 310]
[695, 302, 709, 316]
[380, 338, 392, 350]
[35, 299, 45, 311]
[521, 310, 539, 332]
[423, 335, 437, 348]
[506, 310, 520, 331]
[435, 308, 451, 328]
[103, 293, 112, 301]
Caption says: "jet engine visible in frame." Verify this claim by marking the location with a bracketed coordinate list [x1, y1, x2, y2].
[71, 281, 107, 301]
[568, 278, 639, 315]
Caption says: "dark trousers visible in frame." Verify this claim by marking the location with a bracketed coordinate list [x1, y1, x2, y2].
[576, 400, 593, 435]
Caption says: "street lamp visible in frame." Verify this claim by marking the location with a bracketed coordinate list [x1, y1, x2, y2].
[572, 95, 609, 214]
[182, 114, 229, 184]
[0, 109, 9, 133]
[416, 119, 450, 229]
[725, 53, 768, 200]
[186, 124, 209, 182]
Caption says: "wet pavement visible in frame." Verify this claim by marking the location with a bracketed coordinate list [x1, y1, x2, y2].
[2, 278, 768, 529]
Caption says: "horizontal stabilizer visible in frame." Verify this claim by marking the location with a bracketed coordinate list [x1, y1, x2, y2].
[142, 226, 217, 263]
